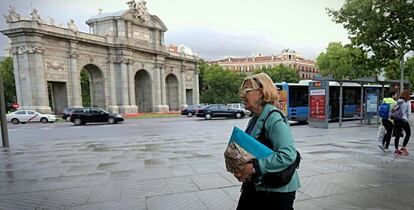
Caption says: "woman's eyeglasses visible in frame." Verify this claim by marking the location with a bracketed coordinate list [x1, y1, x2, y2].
[241, 77, 262, 95]
[241, 87, 259, 95]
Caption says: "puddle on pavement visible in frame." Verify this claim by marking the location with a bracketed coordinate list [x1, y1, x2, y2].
[307, 150, 343, 155]
[92, 147, 111, 152]
[145, 144, 162, 149]
[61, 159, 85, 164]
[86, 144, 106, 149]
[96, 162, 119, 170]
[185, 154, 214, 160]
[144, 159, 170, 167]
[143, 134, 160, 137]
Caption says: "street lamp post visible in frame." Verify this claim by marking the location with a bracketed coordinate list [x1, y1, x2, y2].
[0, 74, 9, 147]
[400, 56, 404, 94]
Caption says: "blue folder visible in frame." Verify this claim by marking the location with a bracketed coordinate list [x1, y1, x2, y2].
[229, 126, 273, 159]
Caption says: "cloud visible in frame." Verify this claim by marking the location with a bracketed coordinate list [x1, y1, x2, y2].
[0, 1, 325, 60]
[165, 27, 285, 60]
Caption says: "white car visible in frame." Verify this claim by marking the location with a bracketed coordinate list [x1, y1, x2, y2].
[227, 103, 252, 116]
[6, 110, 58, 124]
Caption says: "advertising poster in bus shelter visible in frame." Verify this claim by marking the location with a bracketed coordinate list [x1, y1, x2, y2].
[278, 89, 288, 116]
[366, 88, 379, 113]
[309, 81, 329, 128]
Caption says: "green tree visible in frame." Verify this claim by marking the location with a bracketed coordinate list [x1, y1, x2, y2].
[384, 57, 414, 92]
[328, 0, 414, 87]
[80, 69, 91, 107]
[253, 64, 301, 83]
[0, 57, 16, 110]
[200, 64, 245, 104]
[198, 60, 209, 93]
[316, 42, 372, 80]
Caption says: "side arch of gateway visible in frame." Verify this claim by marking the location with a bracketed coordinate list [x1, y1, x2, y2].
[1, 3, 200, 115]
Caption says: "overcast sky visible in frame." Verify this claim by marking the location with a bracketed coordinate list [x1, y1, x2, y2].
[0, 0, 349, 60]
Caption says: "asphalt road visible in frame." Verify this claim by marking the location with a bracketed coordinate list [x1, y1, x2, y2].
[6, 116, 253, 144]
[1, 115, 414, 209]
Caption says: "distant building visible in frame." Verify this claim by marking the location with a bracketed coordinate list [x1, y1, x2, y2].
[167, 44, 198, 58]
[210, 49, 320, 79]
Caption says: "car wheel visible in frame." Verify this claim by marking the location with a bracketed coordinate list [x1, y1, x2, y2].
[73, 118, 82, 126]
[11, 118, 19, 124]
[187, 112, 193, 117]
[108, 117, 115, 124]
[205, 113, 212, 120]
[235, 113, 242, 119]
[41, 117, 48, 124]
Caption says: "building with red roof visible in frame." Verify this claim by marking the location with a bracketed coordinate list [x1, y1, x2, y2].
[210, 49, 319, 79]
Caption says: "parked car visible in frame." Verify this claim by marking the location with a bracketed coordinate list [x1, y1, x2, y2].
[410, 95, 414, 112]
[181, 104, 205, 117]
[196, 104, 245, 120]
[62, 107, 80, 121]
[69, 107, 124, 126]
[227, 103, 251, 116]
[6, 110, 58, 124]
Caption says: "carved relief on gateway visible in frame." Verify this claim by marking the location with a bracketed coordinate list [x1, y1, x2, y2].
[185, 71, 195, 88]
[45, 61, 65, 71]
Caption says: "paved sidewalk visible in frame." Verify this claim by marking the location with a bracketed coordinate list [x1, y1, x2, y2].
[0, 117, 414, 210]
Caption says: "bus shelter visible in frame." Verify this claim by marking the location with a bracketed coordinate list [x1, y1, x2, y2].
[310, 76, 410, 128]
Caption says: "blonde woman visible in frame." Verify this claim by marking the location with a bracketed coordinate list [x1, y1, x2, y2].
[234, 73, 300, 210]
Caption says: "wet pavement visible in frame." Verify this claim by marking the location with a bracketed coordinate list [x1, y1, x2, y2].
[1, 116, 414, 210]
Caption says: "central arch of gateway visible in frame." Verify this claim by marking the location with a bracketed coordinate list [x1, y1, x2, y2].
[1, 2, 199, 114]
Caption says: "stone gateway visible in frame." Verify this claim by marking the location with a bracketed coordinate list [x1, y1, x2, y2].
[1, 1, 200, 114]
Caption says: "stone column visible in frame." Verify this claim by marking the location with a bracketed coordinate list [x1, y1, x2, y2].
[180, 63, 187, 109]
[108, 57, 119, 113]
[153, 63, 168, 112]
[128, 59, 138, 112]
[32, 46, 50, 113]
[160, 67, 167, 106]
[193, 69, 200, 105]
[11, 48, 22, 105]
[17, 47, 34, 109]
[119, 58, 130, 113]
[153, 64, 161, 106]
[69, 50, 82, 108]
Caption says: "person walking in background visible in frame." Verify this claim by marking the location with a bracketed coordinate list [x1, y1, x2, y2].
[234, 73, 300, 210]
[378, 91, 397, 152]
[393, 90, 412, 156]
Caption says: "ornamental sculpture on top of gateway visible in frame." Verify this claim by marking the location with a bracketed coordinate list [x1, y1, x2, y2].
[4, 6, 21, 23]
[126, 0, 150, 23]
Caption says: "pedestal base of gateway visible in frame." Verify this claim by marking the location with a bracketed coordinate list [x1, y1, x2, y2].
[119, 105, 138, 114]
[153, 105, 169, 113]
[108, 105, 120, 114]
[180, 104, 188, 110]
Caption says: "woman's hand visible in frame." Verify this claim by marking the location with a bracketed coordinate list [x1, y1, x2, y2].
[233, 163, 254, 182]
